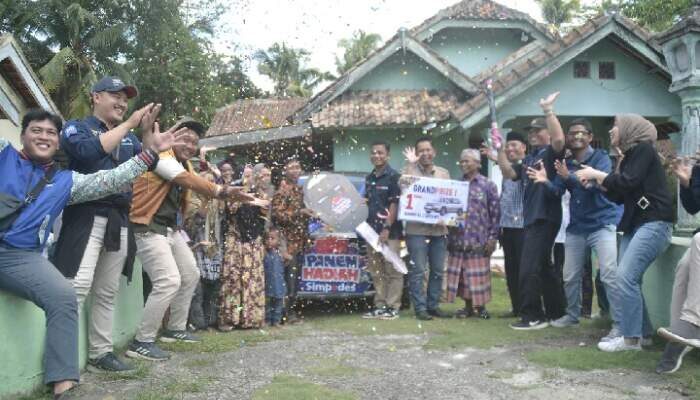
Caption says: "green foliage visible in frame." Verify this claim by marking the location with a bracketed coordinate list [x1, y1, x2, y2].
[0, 0, 261, 124]
[255, 42, 333, 97]
[536, 0, 581, 28]
[252, 375, 357, 400]
[621, 0, 694, 32]
[335, 30, 382, 76]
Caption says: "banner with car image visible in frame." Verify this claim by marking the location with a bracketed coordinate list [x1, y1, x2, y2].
[398, 176, 469, 226]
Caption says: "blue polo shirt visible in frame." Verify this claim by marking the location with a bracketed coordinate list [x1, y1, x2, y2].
[365, 165, 402, 239]
[60, 115, 141, 226]
[547, 147, 622, 235]
[511, 145, 563, 227]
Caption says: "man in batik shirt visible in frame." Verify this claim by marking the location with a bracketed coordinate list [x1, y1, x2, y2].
[447, 149, 500, 319]
[271, 158, 313, 323]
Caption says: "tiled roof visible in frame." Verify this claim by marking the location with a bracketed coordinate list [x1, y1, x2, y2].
[410, 0, 555, 41]
[453, 14, 661, 121]
[206, 97, 308, 137]
[311, 90, 462, 128]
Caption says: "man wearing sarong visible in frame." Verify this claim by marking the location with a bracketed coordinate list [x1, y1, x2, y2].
[447, 149, 500, 319]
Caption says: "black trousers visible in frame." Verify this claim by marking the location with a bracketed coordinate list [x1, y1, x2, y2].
[518, 220, 565, 322]
[500, 227, 524, 315]
[188, 279, 222, 329]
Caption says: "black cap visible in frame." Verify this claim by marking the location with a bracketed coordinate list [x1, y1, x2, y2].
[174, 116, 207, 137]
[506, 131, 527, 145]
[91, 76, 138, 98]
[524, 117, 547, 132]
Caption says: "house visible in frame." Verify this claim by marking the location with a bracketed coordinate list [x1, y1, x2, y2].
[288, 0, 679, 178]
[0, 34, 61, 147]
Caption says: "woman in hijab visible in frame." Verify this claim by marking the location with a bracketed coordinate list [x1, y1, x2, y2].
[576, 114, 674, 352]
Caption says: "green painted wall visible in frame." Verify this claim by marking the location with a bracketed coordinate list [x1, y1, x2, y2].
[497, 38, 681, 121]
[644, 238, 688, 329]
[0, 263, 144, 399]
[332, 127, 468, 177]
[425, 28, 528, 77]
[349, 52, 461, 91]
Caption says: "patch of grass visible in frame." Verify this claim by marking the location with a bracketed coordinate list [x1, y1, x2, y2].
[526, 345, 700, 397]
[486, 368, 516, 380]
[302, 275, 609, 350]
[134, 390, 177, 400]
[305, 357, 378, 377]
[159, 327, 302, 354]
[163, 377, 211, 394]
[252, 375, 357, 400]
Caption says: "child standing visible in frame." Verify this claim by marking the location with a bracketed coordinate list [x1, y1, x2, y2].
[264, 228, 287, 326]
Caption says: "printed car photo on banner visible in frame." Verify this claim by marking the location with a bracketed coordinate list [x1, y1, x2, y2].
[398, 175, 469, 226]
[299, 237, 371, 295]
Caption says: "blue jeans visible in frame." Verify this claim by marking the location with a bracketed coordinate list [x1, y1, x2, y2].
[0, 245, 79, 384]
[406, 234, 447, 313]
[266, 297, 284, 325]
[563, 225, 620, 324]
[617, 221, 672, 338]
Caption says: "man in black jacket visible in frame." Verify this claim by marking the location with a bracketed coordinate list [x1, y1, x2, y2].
[656, 157, 700, 373]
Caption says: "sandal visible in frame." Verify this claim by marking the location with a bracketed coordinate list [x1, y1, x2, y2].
[477, 308, 490, 320]
[217, 324, 234, 332]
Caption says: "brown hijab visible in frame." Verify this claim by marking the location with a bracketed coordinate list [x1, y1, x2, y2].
[616, 114, 657, 153]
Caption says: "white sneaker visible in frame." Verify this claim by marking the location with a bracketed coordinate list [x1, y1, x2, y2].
[598, 336, 641, 352]
[600, 326, 621, 342]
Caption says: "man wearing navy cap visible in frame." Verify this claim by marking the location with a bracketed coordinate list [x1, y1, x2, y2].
[52, 76, 160, 372]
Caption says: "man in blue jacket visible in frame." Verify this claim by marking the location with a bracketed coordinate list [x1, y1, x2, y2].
[0, 109, 180, 398]
[51, 76, 159, 373]
[534, 119, 623, 345]
[656, 158, 700, 373]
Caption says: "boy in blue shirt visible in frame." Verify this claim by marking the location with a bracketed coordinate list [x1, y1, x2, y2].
[264, 228, 287, 327]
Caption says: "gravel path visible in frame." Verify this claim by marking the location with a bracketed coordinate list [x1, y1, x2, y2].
[68, 329, 689, 400]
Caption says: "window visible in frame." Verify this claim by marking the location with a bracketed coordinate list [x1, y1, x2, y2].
[599, 62, 616, 80]
[573, 61, 590, 78]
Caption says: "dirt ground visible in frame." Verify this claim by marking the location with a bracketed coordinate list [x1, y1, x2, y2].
[64, 328, 690, 400]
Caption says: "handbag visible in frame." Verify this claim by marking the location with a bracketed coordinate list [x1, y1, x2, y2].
[0, 167, 55, 235]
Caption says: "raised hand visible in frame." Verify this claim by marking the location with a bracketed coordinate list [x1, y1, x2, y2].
[671, 157, 693, 187]
[126, 103, 155, 130]
[539, 92, 560, 113]
[526, 164, 548, 183]
[403, 146, 419, 164]
[554, 159, 569, 179]
[480, 142, 497, 162]
[139, 103, 162, 134]
[146, 122, 190, 153]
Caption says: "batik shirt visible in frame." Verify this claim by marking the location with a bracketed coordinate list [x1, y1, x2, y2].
[271, 180, 309, 254]
[450, 174, 500, 251]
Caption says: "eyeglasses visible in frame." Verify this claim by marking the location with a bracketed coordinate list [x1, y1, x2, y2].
[566, 130, 590, 136]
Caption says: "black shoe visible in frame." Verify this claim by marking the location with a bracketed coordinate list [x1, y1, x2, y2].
[415, 311, 433, 320]
[478, 308, 490, 320]
[510, 319, 549, 331]
[455, 308, 474, 319]
[427, 308, 452, 318]
[159, 330, 202, 343]
[656, 342, 693, 374]
[125, 340, 171, 361]
[87, 352, 135, 373]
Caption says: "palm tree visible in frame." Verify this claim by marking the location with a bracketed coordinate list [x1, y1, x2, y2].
[335, 30, 382, 76]
[7, 1, 131, 118]
[254, 42, 333, 97]
[535, 0, 581, 29]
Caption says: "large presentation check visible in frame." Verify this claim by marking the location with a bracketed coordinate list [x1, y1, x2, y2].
[398, 175, 469, 226]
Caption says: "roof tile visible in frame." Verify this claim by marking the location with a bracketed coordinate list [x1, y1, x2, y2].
[206, 98, 308, 137]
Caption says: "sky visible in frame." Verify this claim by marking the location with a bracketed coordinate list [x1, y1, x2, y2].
[212, 0, 594, 93]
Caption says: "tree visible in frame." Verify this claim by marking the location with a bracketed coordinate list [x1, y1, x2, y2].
[254, 42, 332, 97]
[621, 0, 693, 32]
[535, 0, 581, 29]
[335, 30, 382, 76]
[1, 0, 260, 125]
